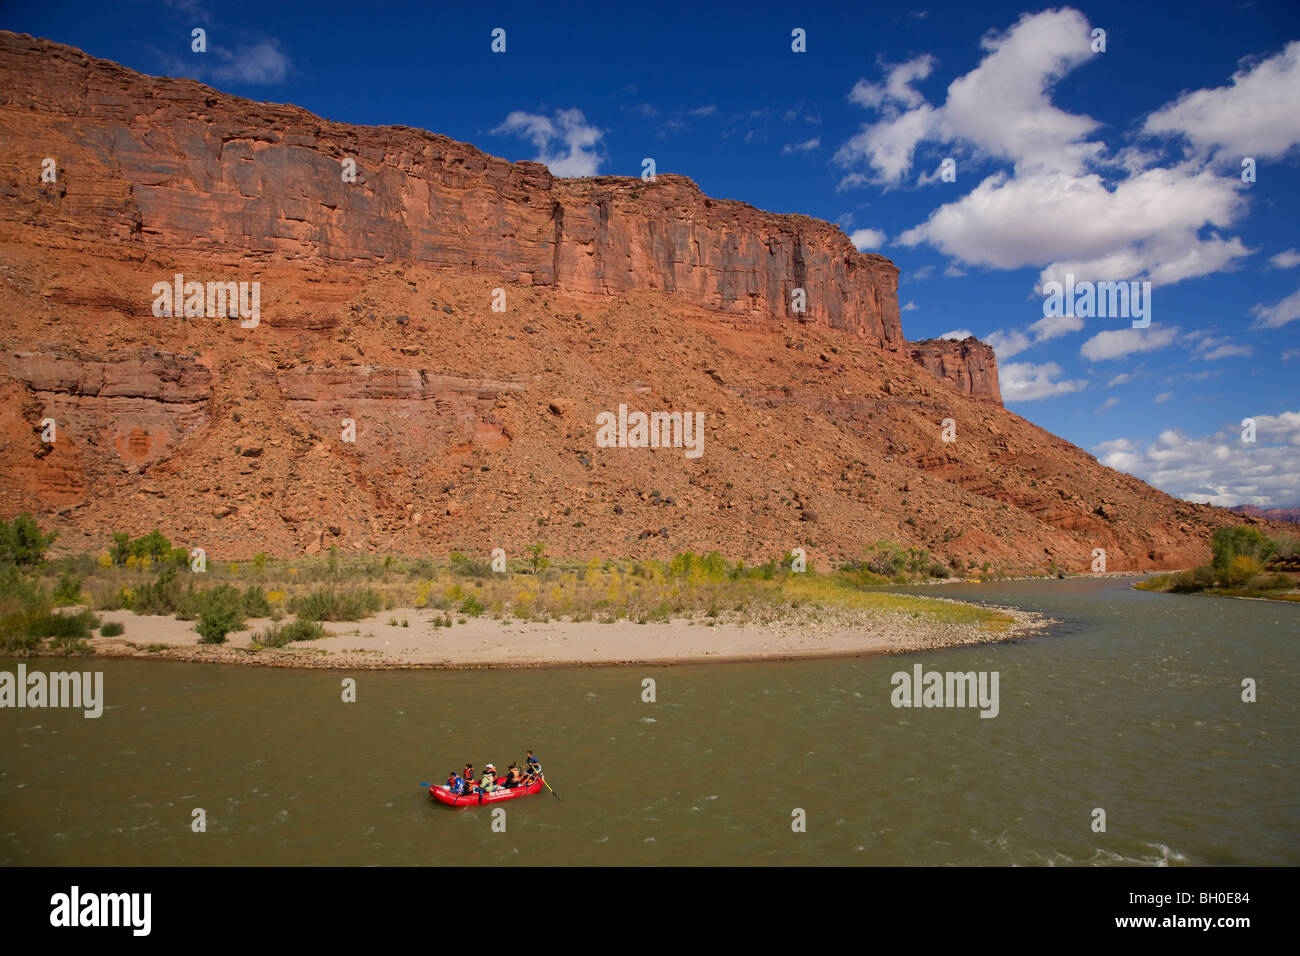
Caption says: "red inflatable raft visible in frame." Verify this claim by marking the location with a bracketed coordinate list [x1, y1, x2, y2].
[429, 776, 545, 807]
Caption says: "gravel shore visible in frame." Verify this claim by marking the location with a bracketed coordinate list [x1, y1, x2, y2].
[79, 601, 1055, 669]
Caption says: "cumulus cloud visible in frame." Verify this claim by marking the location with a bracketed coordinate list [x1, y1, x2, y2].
[1251, 286, 1300, 329]
[1080, 325, 1180, 361]
[940, 328, 972, 339]
[998, 360, 1087, 401]
[493, 108, 604, 177]
[1094, 411, 1300, 507]
[902, 300, 919, 311]
[839, 8, 1275, 291]
[1144, 42, 1300, 162]
[1106, 372, 1133, 387]
[984, 328, 1031, 359]
[1269, 248, 1300, 270]
[849, 228, 887, 251]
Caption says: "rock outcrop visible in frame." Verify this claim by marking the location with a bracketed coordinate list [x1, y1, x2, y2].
[909, 338, 1002, 405]
[0, 31, 902, 349]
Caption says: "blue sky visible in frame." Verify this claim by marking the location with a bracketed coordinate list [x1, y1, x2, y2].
[5, 0, 1299, 507]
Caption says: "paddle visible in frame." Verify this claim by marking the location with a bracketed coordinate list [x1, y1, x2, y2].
[534, 762, 561, 801]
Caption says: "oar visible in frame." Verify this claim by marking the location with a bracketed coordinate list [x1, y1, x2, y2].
[534, 763, 561, 800]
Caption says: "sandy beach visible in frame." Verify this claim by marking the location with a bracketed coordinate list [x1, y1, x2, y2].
[79, 602, 1054, 669]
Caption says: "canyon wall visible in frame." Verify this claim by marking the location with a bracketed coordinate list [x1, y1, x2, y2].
[0, 31, 906, 349]
[909, 338, 1003, 405]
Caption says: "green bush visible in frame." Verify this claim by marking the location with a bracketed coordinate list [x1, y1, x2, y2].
[289, 586, 383, 621]
[1211, 527, 1276, 582]
[196, 602, 243, 644]
[131, 565, 185, 615]
[258, 617, 326, 648]
[459, 593, 485, 617]
[928, 561, 950, 579]
[52, 572, 83, 606]
[100, 620, 125, 637]
[1168, 565, 1215, 592]
[0, 513, 56, 566]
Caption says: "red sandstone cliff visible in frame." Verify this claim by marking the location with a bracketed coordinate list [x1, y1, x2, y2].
[909, 338, 1002, 405]
[1, 31, 1268, 572]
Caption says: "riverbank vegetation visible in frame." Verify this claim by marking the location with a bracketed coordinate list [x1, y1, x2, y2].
[0, 520, 1018, 653]
[1135, 527, 1299, 601]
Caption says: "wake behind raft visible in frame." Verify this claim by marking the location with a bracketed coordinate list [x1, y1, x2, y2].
[429, 775, 546, 807]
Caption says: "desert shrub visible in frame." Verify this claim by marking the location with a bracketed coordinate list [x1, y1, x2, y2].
[196, 601, 243, 644]
[258, 618, 326, 647]
[1168, 565, 1215, 592]
[449, 551, 491, 578]
[1223, 555, 1263, 588]
[928, 561, 951, 579]
[289, 586, 383, 621]
[131, 565, 186, 615]
[26, 606, 100, 643]
[52, 572, 83, 606]
[100, 620, 125, 637]
[0, 513, 56, 566]
[240, 586, 272, 618]
[459, 593, 485, 617]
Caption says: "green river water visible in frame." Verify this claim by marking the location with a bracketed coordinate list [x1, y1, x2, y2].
[1, 578, 1295, 866]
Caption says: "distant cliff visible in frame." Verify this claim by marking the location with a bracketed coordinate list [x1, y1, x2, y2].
[909, 338, 1002, 404]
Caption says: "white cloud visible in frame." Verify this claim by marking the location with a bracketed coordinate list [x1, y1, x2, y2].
[999, 360, 1087, 401]
[1028, 313, 1084, 342]
[208, 39, 292, 84]
[782, 137, 821, 154]
[1098, 397, 1119, 410]
[1094, 412, 1300, 507]
[902, 301, 920, 312]
[1080, 325, 1180, 361]
[940, 328, 972, 339]
[848, 55, 936, 112]
[985, 329, 1031, 359]
[1144, 42, 1300, 162]
[493, 108, 604, 177]
[1191, 334, 1252, 361]
[849, 228, 887, 251]
[1154, 391, 1173, 403]
[1269, 248, 1300, 270]
[1251, 286, 1300, 329]
[1106, 372, 1133, 387]
[841, 8, 1269, 292]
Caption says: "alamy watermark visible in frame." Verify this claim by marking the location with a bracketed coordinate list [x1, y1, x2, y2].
[152, 273, 260, 328]
[0, 664, 103, 718]
[595, 404, 704, 459]
[1042, 273, 1150, 328]
[890, 664, 999, 718]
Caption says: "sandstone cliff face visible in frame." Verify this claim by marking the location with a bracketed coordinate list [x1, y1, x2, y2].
[908, 338, 1002, 405]
[4, 34, 1260, 573]
[0, 31, 903, 349]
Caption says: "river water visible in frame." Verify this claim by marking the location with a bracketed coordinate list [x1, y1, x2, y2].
[1, 578, 1295, 865]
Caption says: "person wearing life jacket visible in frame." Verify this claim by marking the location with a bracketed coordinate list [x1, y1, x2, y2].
[463, 763, 475, 788]
[504, 764, 521, 788]
[525, 751, 540, 778]
[446, 771, 464, 795]
[480, 764, 498, 793]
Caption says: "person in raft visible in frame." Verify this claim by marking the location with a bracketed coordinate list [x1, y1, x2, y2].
[446, 771, 464, 795]
[480, 764, 498, 793]
[503, 764, 522, 788]
[525, 751, 540, 777]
